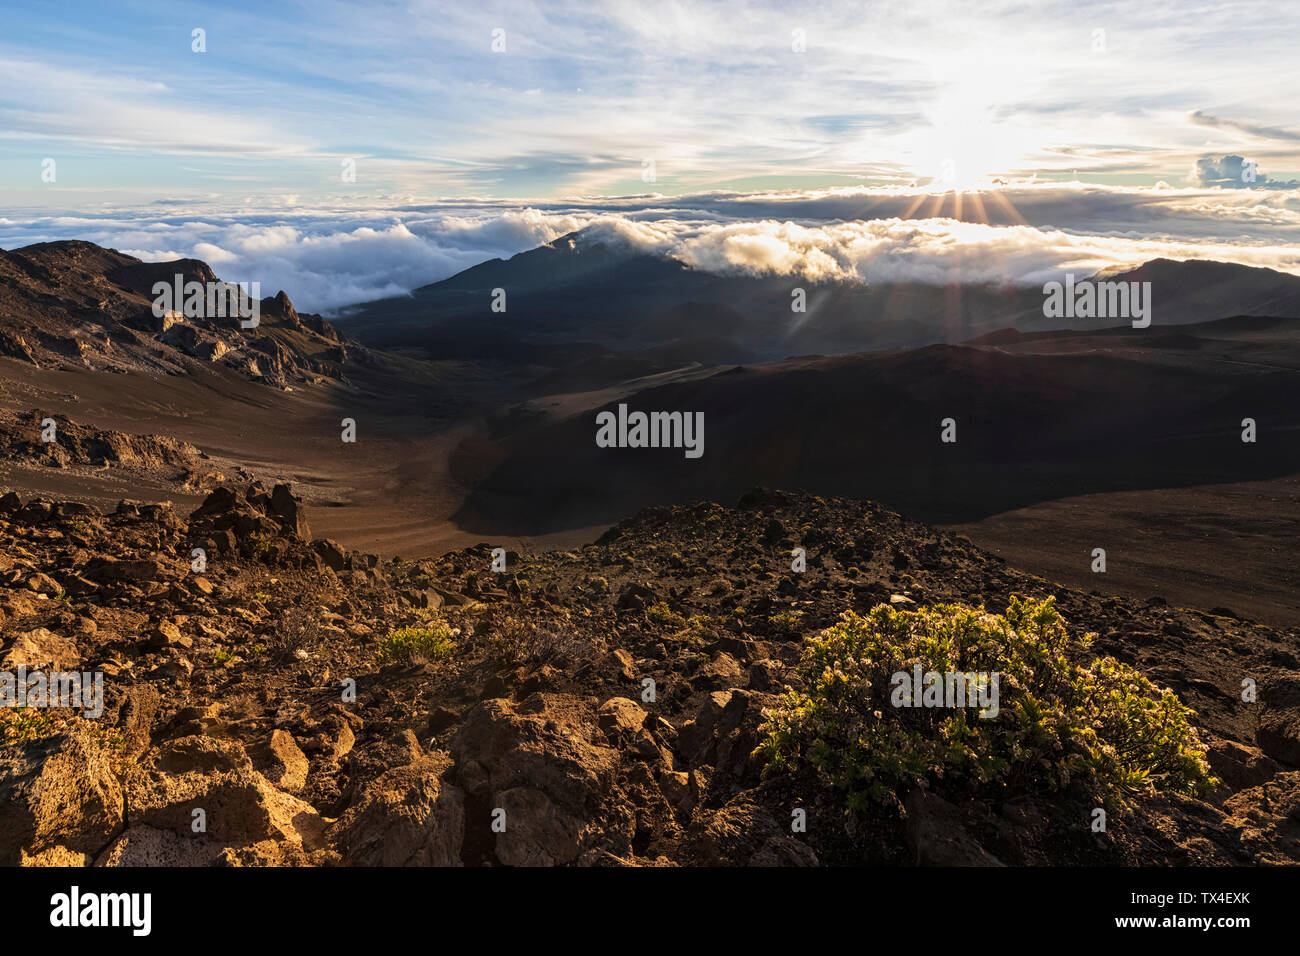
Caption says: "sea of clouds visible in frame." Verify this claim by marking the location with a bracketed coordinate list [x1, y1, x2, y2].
[3, 183, 1299, 314]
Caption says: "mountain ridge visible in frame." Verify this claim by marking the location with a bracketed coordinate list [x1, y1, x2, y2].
[335, 228, 1300, 361]
[0, 240, 365, 388]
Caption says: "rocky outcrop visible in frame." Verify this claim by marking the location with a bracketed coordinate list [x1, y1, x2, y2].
[188, 482, 311, 544]
[2, 627, 80, 670]
[159, 323, 229, 361]
[0, 242, 364, 385]
[0, 409, 201, 471]
[252, 730, 310, 793]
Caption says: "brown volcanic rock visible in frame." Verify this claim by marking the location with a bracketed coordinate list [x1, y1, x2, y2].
[269, 483, 312, 540]
[159, 322, 229, 361]
[330, 752, 465, 866]
[690, 793, 819, 866]
[187, 483, 313, 556]
[1221, 771, 1300, 864]
[0, 241, 363, 385]
[0, 409, 201, 470]
[0, 721, 124, 865]
[97, 826, 226, 867]
[125, 736, 325, 850]
[1207, 739, 1282, 792]
[1, 482, 1298, 867]
[84, 556, 168, 584]
[1, 627, 80, 670]
[1256, 675, 1300, 767]
[252, 730, 311, 793]
[451, 694, 621, 865]
[904, 790, 1005, 866]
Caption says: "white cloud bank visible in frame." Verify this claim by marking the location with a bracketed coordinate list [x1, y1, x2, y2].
[2, 183, 1299, 313]
[619, 216, 1300, 286]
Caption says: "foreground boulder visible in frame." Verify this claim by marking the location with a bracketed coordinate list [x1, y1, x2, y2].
[331, 752, 465, 866]
[117, 736, 325, 864]
[0, 721, 124, 865]
[450, 694, 621, 865]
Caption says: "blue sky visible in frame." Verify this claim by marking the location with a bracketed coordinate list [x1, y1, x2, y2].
[2, 1, 1299, 311]
[5, 0, 1300, 206]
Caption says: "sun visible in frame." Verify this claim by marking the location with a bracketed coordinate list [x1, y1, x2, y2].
[910, 101, 1011, 190]
[908, 61, 1036, 192]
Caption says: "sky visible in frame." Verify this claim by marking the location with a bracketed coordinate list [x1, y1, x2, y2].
[2, 0, 1299, 311]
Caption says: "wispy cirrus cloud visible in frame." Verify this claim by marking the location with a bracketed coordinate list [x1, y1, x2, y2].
[2, 0, 1299, 203]
[1189, 112, 1300, 144]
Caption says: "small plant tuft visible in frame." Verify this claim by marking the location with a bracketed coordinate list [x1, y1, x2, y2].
[246, 531, 275, 557]
[378, 623, 456, 666]
[1, 707, 58, 743]
[646, 602, 687, 629]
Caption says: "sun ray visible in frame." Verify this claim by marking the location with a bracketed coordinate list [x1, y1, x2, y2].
[964, 189, 989, 226]
[982, 187, 1029, 226]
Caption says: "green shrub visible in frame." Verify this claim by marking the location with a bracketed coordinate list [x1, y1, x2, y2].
[768, 610, 801, 635]
[1, 707, 57, 743]
[646, 602, 687, 629]
[756, 595, 1214, 811]
[686, 613, 719, 643]
[378, 624, 456, 666]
